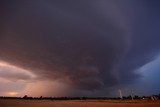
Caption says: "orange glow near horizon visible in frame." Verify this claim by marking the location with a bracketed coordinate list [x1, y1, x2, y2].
[0, 60, 70, 97]
[7, 92, 19, 96]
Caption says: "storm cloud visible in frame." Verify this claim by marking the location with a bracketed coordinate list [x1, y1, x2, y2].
[0, 0, 160, 96]
[0, 61, 35, 81]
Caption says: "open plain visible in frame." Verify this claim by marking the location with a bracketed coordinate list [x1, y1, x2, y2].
[0, 99, 160, 107]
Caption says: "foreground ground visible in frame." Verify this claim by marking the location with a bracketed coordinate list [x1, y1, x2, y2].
[0, 99, 160, 107]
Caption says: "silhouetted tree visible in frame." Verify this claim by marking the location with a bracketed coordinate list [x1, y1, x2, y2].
[134, 95, 140, 99]
[23, 95, 28, 99]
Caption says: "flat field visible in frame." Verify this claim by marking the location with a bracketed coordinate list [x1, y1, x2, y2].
[0, 99, 160, 107]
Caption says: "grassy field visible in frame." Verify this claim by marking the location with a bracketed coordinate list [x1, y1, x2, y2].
[0, 99, 160, 107]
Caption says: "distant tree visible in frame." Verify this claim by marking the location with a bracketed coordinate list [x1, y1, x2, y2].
[134, 95, 140, 99]
[23, 95, 28, 99]
[126, 95, 132, 99]
[122, 96, 127, 99]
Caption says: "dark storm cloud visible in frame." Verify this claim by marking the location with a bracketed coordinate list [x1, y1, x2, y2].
[0, 0, 160, 93]
[117, 0, 160, 84]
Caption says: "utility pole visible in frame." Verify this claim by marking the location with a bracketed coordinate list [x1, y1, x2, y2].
[118, 89, 123, 99]
[131, 90, 134, 100]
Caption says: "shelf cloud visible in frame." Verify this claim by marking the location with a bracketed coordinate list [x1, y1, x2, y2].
[0, 0, 160, 96]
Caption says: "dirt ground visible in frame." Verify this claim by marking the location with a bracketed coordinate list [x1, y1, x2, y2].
[0, 99, 160, 107]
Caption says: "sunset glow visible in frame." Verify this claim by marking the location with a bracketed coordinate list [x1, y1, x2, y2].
[7, 92, 18, 96]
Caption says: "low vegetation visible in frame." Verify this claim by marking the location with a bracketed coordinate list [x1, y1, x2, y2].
[0, 95, 160, 107]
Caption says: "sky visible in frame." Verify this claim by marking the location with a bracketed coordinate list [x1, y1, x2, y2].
[0, 0, 160, 97]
